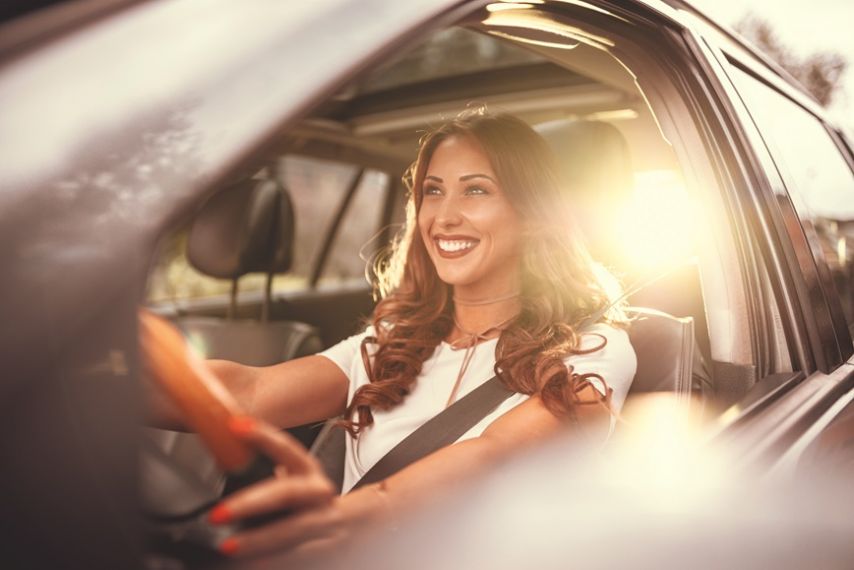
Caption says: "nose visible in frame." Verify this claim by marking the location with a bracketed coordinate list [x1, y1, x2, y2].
[435, 194, 463, 228]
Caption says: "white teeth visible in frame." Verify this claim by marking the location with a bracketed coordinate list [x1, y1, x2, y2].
[437, 239, 476, 253]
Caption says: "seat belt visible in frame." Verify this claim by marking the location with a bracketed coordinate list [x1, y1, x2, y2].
[349, 373, 513, 491]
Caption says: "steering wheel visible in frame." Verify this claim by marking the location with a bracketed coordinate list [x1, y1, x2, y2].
[138, 309, 257, 474]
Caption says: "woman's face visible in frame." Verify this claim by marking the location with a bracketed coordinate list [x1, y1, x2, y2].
[418, 135, 523, 297]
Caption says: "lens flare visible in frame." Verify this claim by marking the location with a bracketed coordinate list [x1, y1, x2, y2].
[603, 393, 729, 514]
[616, 170, 698, 271]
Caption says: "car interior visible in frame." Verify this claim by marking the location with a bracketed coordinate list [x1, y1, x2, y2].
[141, 6, 743, 559]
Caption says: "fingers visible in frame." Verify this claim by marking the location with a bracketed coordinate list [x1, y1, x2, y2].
[208, 414, 336, 519]
[218, 502, 345, 557]
[229, 416, 324, 476]
[208, 415, 340, 557]
[214, 471, 334, 524]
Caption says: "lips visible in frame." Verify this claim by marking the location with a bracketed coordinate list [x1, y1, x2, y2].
[433, 235, 479, 259]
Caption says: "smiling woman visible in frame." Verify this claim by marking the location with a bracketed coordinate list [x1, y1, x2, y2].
[327, 109, 637, 494]
[143, 110, 637, 558]
[343, 110, 633, 436]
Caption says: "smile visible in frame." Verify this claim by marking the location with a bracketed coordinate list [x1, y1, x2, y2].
[434, 237, 479, 258]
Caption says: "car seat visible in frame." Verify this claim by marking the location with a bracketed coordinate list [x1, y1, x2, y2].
[536, 118, 712, 374]
[141, 174, 323, 520]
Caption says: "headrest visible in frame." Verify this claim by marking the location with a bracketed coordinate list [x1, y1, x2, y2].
[536, 119, 633, 267]
[186, 177, 295, 279]
[536, 119, 633, 196]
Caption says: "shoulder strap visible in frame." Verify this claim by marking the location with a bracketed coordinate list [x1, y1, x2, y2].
[349, 375, 514, 492]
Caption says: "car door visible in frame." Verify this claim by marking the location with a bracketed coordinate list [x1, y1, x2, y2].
[0, 2, 471, 569]
[692, 22, 854, 466]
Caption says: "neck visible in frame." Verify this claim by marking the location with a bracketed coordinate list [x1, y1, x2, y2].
[451, 291, 521, 338]
[449, 274, 522, 338]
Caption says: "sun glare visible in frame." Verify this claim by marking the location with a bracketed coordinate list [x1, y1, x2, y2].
[616, 170, 699, 272]
[602, 394, 730, 514]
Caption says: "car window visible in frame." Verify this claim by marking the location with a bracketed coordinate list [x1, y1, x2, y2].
[728, 65, 854, 344]
[146, 156, 387, 303]
[319, 167, 390, 284]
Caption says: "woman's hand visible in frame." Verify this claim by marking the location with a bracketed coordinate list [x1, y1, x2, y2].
[207, 416, 344, 558]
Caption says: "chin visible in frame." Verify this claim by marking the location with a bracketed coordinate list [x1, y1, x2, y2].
[434, 267, 484, 288]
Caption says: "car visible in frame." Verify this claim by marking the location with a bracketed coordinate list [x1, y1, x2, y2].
[2, 0, 854, 568]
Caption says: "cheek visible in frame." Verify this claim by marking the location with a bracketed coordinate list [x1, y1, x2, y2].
[417, 208, 437, 247]
[417, 209, 430, 237]
[478, 205, 522, 243]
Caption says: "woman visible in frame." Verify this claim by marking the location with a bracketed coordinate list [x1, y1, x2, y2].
[155, 110, 636, 557]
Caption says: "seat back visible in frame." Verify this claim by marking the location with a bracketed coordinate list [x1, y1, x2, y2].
[177, 318, 322, 365]
[536, 119, 633, 267]
[626, 307, 709, 397]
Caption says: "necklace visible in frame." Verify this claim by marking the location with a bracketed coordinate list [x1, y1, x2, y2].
[444, 312, 517, 408]
[452, 290, 520, 307]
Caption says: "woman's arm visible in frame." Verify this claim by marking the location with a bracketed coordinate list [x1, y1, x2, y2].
[147, 355, 349, 431]
[345, 385, 609, 520]
[207, 326, 635, 556]
[363, 388, 609, 509]
[209, 356, 349, 428]
[212, 386, 610, 557]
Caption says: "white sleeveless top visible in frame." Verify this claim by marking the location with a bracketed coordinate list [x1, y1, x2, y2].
[320, 323, 636, 493]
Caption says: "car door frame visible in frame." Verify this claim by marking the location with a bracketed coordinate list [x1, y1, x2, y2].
[683, 14, 854, 466]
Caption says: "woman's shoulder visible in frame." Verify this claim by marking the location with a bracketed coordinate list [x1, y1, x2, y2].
[576, 322, 633, 356]
[566, 322, 637, 408]
[565, 322, 637, 382]
[317, 324, 376, 369]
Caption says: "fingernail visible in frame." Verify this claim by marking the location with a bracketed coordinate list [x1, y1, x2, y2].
[208, 504, 232, 525]
[219, 537, 240, 556]
[228, 415, 255, 436]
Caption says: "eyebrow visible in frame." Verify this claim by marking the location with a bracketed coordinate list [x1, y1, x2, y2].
[424, 173, 497, 183]
[460, 173, 496, 183]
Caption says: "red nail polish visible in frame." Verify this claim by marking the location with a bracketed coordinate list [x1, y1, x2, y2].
[228, 415, 255, 436]
[219, 537, 240, 556]
[208, 504, 232, 525]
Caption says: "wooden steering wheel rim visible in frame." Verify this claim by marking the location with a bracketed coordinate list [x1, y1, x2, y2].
[139, 309, 256, 473]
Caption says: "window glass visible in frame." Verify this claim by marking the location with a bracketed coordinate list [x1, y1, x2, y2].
[278, 155, 360, 283]
[321, 169, 388, 285]
[729, 65, 854, 335]
[146, 155, 381, 303]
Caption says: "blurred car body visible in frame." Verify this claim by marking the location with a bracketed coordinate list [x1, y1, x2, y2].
[1, 0, 854, 568]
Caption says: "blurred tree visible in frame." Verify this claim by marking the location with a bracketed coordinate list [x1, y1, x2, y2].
[735, 15, 847, 107]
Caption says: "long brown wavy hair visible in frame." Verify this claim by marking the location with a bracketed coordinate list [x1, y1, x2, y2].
[339, 109, 626, 437]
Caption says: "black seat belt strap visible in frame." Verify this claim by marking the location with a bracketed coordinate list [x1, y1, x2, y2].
[349, 374, 514, 491]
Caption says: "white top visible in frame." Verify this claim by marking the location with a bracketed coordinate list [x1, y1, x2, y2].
[320, 323, 636, 493]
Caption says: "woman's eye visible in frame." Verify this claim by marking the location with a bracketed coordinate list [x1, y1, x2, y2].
[465, 185, 488, 196]
[424, 185, 442, 196]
